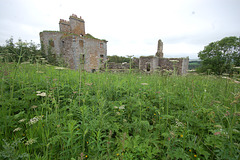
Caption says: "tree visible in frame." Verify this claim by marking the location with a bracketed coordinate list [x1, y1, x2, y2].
[0, 37, 42, 63]
[198, 36, 240, 75]
[107, 55, 130, 63]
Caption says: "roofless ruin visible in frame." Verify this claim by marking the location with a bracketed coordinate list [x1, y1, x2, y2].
[40, 14, 189, 74]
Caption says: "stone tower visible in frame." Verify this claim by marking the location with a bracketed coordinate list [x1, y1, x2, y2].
[59, 19, 71, 32]
[59, 14, 85, 36]
[69, 14, 85, 36]
[155, 39, 163, 58]
[40, 14, 107, 72]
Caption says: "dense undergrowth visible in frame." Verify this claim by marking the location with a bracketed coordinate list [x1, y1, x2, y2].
[0, 62, 239, 160]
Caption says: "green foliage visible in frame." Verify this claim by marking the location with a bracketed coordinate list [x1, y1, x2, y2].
[198, 36, 240, 75]
[0, 139, 29, 160]
[0, 37, 43, 63]
[108, 55, 130, 63]
[0, 62, 240, 159]
[84, 33, 101, 41]
[0, 37, 68, 67]
[188, 61, 201, 70]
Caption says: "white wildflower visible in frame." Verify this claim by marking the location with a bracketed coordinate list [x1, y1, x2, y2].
[234, 80, 240, 84]
[31, 105, 38, 109]
[21, 62, 30, 64]
[141, 83, 148, 85]
[119, 105, 125, 110]
[25, 138, 37, 146]
[27, 115, 43, 125]
[37, 92, 47, 97]
[176, 119, 184, 127]
[13, 127, 22, 132]
[214, 125, 222, 128]
[36, 91, 41, 94]
[55, 67, 66, 70]
[18, 119, 26, 123]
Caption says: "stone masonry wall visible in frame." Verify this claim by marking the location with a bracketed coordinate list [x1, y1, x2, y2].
[59, 19, 71, 32]
[40, 31, 64, 56]
[139, 56, 158, 72]
[181, 58, 189, 74]
[40, 15, 107, 71]
[60, 35, 84, 69]
[84, 37, 107, 72]
[69, 16, 85, 36]
[107, 62, 130, 69]
[159, 58, 184, 75]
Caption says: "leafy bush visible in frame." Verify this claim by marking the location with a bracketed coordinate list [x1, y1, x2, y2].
[198, 36, 240, 75]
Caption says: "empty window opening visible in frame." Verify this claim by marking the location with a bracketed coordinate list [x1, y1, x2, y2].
[80, 54, 85, 64]
[100, 43, 103, 48]
[49, 40, 54, 47]
[146, 63, 151, 71]
[100, 54, 104, 63]
[79, 40, 83, 48]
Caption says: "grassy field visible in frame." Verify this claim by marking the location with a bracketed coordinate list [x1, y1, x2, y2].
[0, 62, 239, 160]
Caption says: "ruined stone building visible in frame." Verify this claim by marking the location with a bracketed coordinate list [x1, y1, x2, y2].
[40, 14, 107, 72]
[139, 39, 189, 75]
[107, 39, 189, 75]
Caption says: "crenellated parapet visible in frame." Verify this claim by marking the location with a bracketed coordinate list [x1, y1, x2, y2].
[59, 19, 70, 25]
[69, 14, 85, 22]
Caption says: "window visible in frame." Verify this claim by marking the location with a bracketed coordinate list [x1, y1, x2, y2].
[146, 63, 151, 71]
[100, 43, 103, 48]
[79, 40, 83, 48]
[49, 40, 54, 47]
[100, 54, 104, 63]
[80, 54, 85, 64]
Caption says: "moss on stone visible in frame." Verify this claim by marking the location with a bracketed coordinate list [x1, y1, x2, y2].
[84, 33, 107, 42]
[60, 33, 79, 39]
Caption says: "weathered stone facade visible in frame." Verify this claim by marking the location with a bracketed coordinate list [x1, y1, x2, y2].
[139, 39, 189, 75]
[40, 14, 107, 72]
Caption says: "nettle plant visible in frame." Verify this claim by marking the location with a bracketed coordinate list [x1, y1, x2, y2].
[0, 61, 239, 159]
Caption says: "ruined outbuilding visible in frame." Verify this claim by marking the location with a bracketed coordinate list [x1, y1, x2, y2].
[139, 39, 189, 75]
[40, 14, 107, 72]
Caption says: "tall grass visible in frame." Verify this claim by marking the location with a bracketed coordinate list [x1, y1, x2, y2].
[0, 62, 239, 159]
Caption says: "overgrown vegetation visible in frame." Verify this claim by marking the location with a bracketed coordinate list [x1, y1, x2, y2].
[0, 60, 239, 159]
[0, 37, 239, 159]
[108, 55, 131, 63]
[0, 37, 43, 63]
[198, 36, 240, 75]
[0, 37, 67, 67]
[188, 61, 201, 70]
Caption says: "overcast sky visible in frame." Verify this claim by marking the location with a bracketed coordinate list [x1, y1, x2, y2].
[0, 0, 239, 59]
